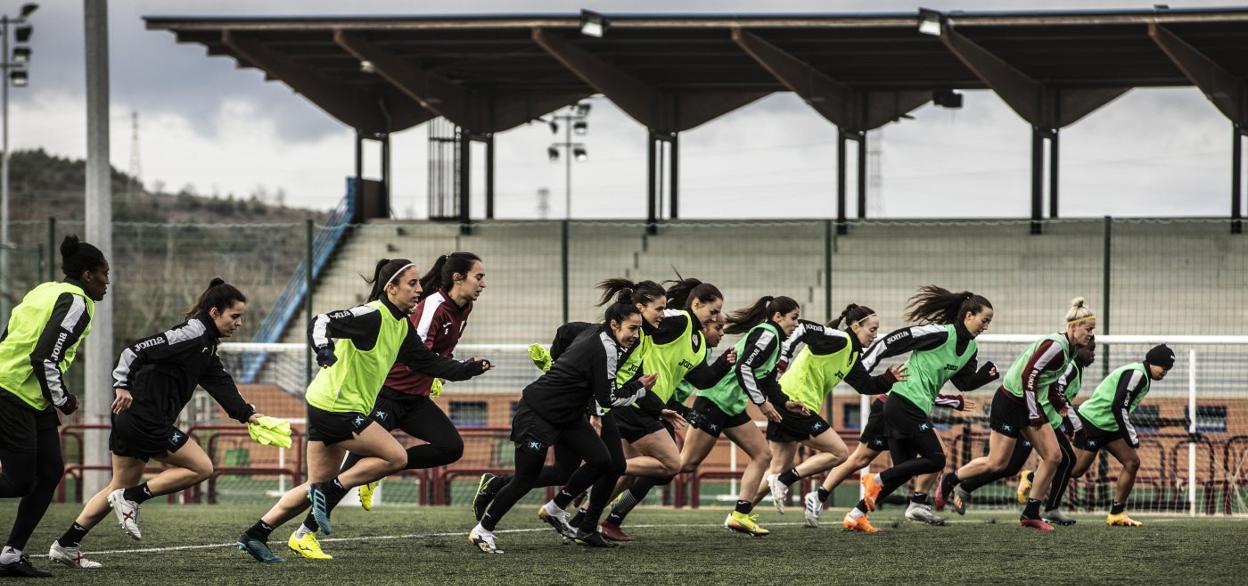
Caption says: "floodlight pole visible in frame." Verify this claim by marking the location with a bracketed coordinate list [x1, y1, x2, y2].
[1, 15, 10, 325]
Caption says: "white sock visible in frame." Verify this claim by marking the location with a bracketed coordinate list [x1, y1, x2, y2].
[848, 507, 866, 520]
[542, 501, 563, 517]
[0, 546, 22, 564]
[293, 524, 312, 539]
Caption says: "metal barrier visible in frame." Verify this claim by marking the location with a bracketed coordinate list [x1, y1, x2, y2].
[190, 425, 305, 504]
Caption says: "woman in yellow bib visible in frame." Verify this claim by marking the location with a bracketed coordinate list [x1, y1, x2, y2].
[236, 259, 492, 563]
[0, 236, 108, 578]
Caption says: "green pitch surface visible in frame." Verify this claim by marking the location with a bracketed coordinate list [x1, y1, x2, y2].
[4, 503, 1246, 584]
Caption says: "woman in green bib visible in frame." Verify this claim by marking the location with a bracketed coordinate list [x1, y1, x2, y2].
[757, 304, 905, 516]
[237, 259, 492, 563]
[941, 297, 1095, 532]
[681, 295, 799, 537]
[846, 286, 998, 533]
[0, 235, 108, 578]
[1070, 344, 1174, 527]
[952, 340, 1096, 527]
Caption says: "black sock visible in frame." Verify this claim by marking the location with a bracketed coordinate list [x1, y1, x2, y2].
[777, 467, 800, 486]
[57, 523, 89, 548]
[246, 520, 274, 542]
[941, 472, 960, 495]
[553, 489, 576, 510]
[854, 499, 869, 513]
[488, 475, 510, 493]
[1023, 498, 1042, 518]
[817, 486, 831, 503]
[322, 478, 349, 509]
[122, 483, 155, 504]
[735, 500, 753, 515]
[910, 492, 928, 505]
[1110, 501, 1125, 515]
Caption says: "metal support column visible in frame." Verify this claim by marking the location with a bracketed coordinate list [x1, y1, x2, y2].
[458, 129, 471, 234]
[380, 132, 391, 215]
[856, 131, 867, 220]
[669, 132, 679, 220]
[1234, 124, 1244, 234]
[836, 130, 847, 235]
[305, 219, 314, 385]
[354, 130, 364, 188]
[646, 131, 657, 234]
[1049, 130, 1060, 219]
[1102, 215, 1113, 377]
[1030, 127, 1044, 234]
[485, 133, 495, 220]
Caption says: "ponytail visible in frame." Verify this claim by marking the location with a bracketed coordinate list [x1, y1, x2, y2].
[725, 295, 799, 335]
[596, 278, 665, 307]
[830, 303, 875, 329]
[186, 277, 246, 319]
[365, 258, 416, 302]
[904, 285, 992, 325]
[418, 252, 481, 302]
[664, 277, 722, 310]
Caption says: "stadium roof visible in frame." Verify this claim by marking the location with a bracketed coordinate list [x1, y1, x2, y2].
[145, 7, 1248, 229]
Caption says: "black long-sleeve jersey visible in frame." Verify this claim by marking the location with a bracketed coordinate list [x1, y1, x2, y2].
[780, 319, 898, 395]
[112, 313, 255, 424]
[309, 296, 486, 382]
[859, 322, 998, 392]
[521, 324, 648, 425]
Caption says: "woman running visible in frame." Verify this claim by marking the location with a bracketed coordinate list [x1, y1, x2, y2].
[50, 279, 267, 568]
[756, 304, 905, 515]
[947, 340, 1096, 527]
[469, 300, 655, 554]
[844, 286, 998, 533]
[0, 236, 108, 578]
[1069, 344, 1174, 527]
[290, 252, 485, 559]
[473, 279, 669, 546]
[236, 259, 492, 563]
[939, 297, 1095, 531]
[660, 295, 798, 537]
[593, 278, 736, 541]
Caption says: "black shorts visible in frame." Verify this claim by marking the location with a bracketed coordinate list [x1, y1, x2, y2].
[1074, 420, 1119, 452]
[882, 393, 934, 439]
[369, 387, 441, 432]
[689, 396, 751, 439]
[765, 391, 832, 442]
[0, 391, 59, 453]
[613, 406, 668, 443]
[109, 411, 190, 462]
[509, 399, 595, 454]
[858, 399, 888, 451]
[306, 403, 371, 445]
[989, 387, 1033, 439]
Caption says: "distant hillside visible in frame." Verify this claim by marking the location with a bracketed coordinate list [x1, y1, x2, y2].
[8, 148, 330, 223]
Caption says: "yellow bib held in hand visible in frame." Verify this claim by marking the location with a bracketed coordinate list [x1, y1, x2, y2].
[247, 416, 293, 448]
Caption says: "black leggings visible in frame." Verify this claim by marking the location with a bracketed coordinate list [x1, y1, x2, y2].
[480, 419, 611, 532]
[0, 408, 64, 551]
[959, 429, 1076, 510]
[343, 392, 464, 472]
[878, 430, 946, 501]
[558, 414, 627, 531]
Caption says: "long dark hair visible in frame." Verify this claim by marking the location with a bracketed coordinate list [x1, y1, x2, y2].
[418, 252, 481, 301]
[186, 278, 246, 319]
[725, 295, 799, 335]
[664, 277, 722, 310]
[904, 285, 992, 325]
[365, 258, 417, 302]
[830, 303, 875, 329]
[596, 278, 665, 307]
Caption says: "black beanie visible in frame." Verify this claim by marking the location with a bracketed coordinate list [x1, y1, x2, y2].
[1145, 344, 1175, 370]
[60, 234, 107, 279]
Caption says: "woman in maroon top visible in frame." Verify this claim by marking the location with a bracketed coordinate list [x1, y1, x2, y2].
[291, 252, 485, 555]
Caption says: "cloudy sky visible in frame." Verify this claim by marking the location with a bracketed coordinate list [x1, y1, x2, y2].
[8, 0, 1240, 219]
